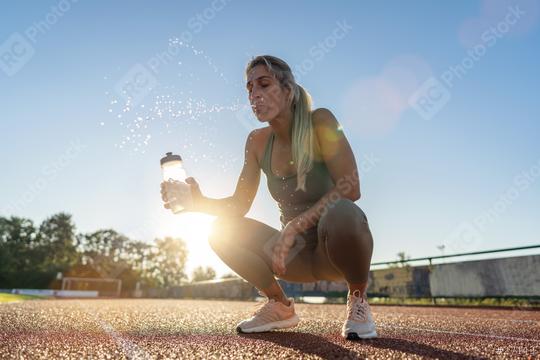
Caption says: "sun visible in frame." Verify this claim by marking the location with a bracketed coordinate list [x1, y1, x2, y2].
[163, 212, 214, 243]
[158, 212, 230, 277]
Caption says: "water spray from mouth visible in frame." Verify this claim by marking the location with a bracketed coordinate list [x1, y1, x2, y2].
[251, 96, 266, 112]
[102, 39, 252, 172]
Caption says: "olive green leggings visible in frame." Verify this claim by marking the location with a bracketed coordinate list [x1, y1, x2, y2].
[208, 198, 374, 290]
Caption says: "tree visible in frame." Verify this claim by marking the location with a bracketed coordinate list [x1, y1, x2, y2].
[0, 214, 80, 288]
[0, 216, 40, 287]
[77, 229, 132, 279]
[124, 240, 161, 288]
[191, 266, 216, 282]
[0, 211, 190, 291]
[148, 237, 189, 287]
[37, 213, 79, 271]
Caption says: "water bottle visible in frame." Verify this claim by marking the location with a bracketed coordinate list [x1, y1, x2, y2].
[160, 152, 192, 213]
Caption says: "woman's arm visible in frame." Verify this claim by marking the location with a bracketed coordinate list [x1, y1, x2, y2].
[289, 108, 361, 232]
[188, 129, 262, 217]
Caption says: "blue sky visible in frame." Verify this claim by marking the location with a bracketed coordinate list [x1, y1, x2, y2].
[1, 0, 539, 276]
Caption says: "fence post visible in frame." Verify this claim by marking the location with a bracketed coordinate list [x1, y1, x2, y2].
[428, 258, 437, 305]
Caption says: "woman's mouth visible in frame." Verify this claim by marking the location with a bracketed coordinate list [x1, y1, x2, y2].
[252, 104, 265, 114]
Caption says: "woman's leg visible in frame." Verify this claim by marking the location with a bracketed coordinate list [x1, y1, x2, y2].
[310, 199, 377, 339]
[312, 198, 374, 296]
[207, 216, 317, 304]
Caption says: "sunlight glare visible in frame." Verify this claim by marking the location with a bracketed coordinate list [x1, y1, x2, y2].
[158, 212, 230, 277]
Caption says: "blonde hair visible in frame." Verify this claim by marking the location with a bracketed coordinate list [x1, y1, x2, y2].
[246, 55, 315, 192]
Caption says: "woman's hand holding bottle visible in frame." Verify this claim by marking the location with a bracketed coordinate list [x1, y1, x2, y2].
[161, 177, 203, 213]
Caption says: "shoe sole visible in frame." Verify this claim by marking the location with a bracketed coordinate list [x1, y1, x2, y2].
[236, 314, 300, 333]
[344, 330, 378, 340]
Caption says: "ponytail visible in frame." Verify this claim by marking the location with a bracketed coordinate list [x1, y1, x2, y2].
[291, 84, 314, 191]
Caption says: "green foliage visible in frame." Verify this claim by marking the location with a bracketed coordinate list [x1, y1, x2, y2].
[38, 213, 79, 269]
[0, 213, 189, 292]
[151, 237, 189, 287]
[191, 265, 216, 282]
[0, 216, 66, 288]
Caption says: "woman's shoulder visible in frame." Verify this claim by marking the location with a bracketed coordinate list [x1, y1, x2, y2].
[247, 126, 272, 147]
[245, 126, 272, 166]
[311, 107, 338, 128]
[311, 108, 341, 162]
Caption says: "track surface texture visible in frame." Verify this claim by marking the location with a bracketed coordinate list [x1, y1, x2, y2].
[1, 299, 539, 359]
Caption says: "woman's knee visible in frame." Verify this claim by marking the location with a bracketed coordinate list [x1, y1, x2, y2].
[322, 198, 368, 231]
[208, 215, 272, 252]
[320, 199, 372, 250]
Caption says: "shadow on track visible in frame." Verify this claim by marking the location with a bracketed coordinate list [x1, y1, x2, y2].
[239, 332, 483, 359]
[368, 337, 486, 360]
[239, 331, 362, 359]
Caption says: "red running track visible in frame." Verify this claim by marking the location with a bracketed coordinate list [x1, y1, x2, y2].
[1, 299, 538, 359]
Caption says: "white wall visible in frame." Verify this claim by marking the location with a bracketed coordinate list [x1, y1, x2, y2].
[429, 255, 540, 297]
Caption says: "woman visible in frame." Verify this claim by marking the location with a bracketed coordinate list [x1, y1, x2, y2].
[161, 55, 377, 340]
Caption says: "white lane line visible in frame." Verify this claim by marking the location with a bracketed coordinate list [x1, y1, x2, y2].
[480, 318, 539, 325]
[379, 324, 540, 343]
[304, 316, 539, 342]
[75, 300, 152, 360]
[377, 313, 539, 325]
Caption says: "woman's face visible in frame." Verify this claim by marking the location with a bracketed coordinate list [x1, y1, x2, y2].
[246, 64, 291, 122]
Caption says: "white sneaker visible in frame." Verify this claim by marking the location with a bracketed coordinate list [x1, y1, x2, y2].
[341, 289, 377, 340]
[236, 298, 300, 333]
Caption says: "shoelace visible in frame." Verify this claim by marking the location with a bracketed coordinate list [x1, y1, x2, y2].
[251, 298, 276, 316]
[347, 293, 368, 322]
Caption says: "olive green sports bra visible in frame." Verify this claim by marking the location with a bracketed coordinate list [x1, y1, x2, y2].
[261, 131, 335, 228]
